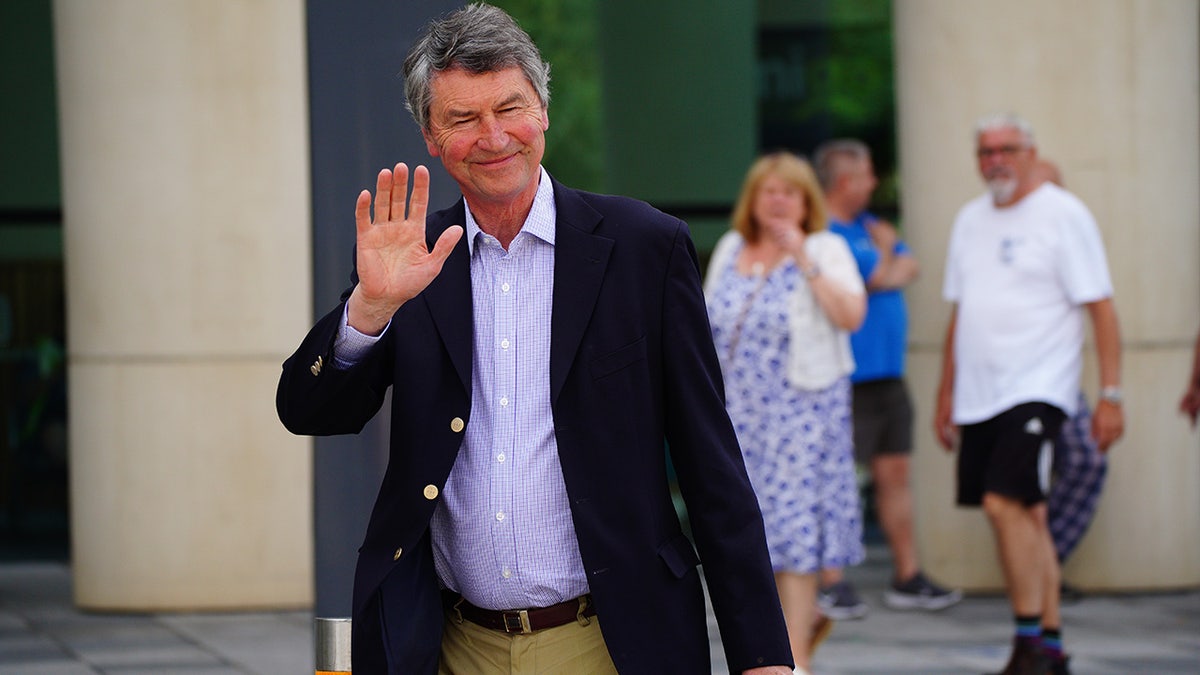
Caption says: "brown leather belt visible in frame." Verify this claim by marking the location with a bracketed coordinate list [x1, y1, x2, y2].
[442, 590, 596, 634]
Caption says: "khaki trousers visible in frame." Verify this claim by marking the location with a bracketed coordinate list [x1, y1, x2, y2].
[438, 609, 619, 675]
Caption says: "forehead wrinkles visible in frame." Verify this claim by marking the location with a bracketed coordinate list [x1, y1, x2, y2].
[430, 70, 536, 120]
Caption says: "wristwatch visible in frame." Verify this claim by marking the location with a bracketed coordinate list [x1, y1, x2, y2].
[1099, 386, 1123, 405]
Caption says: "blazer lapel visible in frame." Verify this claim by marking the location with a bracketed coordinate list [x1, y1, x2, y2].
[421, 201, 473, 392]
[550, 183, 612, 403]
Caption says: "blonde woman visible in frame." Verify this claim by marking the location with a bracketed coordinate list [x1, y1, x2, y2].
[705, 152, 866, 672]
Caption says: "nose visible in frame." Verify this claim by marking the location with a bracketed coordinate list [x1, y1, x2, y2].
[476, 115, 507, 151]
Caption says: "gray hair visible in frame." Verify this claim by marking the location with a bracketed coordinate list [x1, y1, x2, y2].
[974, 112, 1035, 147]
[813, 138, 871, 191]
[403, 3, 551, 132]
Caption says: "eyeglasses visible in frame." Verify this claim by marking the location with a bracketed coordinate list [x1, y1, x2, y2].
[976, 144, 1028, 159]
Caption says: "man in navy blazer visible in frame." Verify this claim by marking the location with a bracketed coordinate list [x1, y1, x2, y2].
[278, 4, 792, 673]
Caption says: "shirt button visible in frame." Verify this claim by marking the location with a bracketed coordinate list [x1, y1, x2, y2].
[496, 512, 505, 522]
[497, 453, 506, 463]
[500, 338, 510, 350]
[500, 397, 509, 407]
[502, 568, 512, 579]
[501, 282, 511, 292]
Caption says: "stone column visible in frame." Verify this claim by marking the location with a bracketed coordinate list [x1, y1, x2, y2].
[895, 0, 1200, 590]
[54, 0, 313, 609]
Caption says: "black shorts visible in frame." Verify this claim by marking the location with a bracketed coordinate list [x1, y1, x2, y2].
[851, 378, 914, 463]
[957, 402, 1066, 507]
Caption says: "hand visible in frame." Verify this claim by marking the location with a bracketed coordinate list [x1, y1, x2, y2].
[348, 163, 463, 334]
[1091, 400, 1125, 452]
[1180, 385, 1200, 428]
[867, 220, 898, 253]
[742, 666, 795, 675]
[934, 389, 958, 451]
[761, 218, 806, 257]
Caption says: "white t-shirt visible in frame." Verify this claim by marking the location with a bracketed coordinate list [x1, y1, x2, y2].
[942, 183, 1113, 424]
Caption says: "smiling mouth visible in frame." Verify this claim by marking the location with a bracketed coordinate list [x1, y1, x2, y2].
[473, 152, 519, 168]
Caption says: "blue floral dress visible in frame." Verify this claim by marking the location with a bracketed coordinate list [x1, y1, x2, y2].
[707, 245, 865, 574]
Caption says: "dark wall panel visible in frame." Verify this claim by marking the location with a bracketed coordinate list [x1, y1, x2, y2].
[306, 0, 464, 617]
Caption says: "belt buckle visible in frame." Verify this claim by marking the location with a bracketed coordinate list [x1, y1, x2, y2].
[502, 609, 532, 634]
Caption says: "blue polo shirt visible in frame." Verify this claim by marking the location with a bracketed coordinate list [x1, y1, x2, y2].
[828, 212, 910, 383]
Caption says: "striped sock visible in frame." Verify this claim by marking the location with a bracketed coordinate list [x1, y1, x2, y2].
[1042, 627, 1064, 661]
[1015, 614, 1042, 642]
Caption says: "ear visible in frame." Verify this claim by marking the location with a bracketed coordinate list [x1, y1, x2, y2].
[540, 106, 550, 132]
[422, 128, 441, 158]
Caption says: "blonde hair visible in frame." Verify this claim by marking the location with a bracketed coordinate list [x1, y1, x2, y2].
[731, 151, 828, 243]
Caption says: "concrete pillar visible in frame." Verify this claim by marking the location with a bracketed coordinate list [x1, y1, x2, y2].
[895, 0, 1200, 590]
[54, 0, 313, 609]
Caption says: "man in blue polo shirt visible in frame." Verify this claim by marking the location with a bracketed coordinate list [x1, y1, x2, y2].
[813, 139, 961, 619]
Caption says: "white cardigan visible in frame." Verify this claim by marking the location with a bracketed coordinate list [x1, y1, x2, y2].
[705, 230, 863, 390]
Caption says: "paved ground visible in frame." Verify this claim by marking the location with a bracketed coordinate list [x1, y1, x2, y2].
[2, 546, 1198, 674]
[706, 546, 1200, 674]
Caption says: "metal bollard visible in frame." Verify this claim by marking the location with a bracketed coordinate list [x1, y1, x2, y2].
[315, 617, 352, 674]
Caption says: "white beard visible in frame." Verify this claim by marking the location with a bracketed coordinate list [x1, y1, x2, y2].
[987, 177, 1018, 204]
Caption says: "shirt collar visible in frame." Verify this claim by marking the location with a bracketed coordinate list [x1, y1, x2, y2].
[464, 166, 556, 255]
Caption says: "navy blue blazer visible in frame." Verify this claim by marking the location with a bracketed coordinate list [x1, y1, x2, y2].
[278, 178, 792, 674]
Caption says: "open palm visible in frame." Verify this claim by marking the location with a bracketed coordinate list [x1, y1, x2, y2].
[349, 163, 462, 333]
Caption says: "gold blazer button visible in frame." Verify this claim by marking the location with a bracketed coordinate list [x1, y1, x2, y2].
[393, 547, 403, 561]
[423, 484, 439, 500]
[450, 417, 465, 433]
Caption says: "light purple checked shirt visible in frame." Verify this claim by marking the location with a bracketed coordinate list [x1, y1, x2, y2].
[333, 167, 589, 611]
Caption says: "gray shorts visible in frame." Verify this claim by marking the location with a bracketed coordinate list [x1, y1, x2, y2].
[851, 378, 914, 463]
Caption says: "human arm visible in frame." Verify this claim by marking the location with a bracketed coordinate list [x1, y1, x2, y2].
[804, 249, 866, 332]
[742, 667, 794, 675]
[1180, 329, 1200, 427]
[934, 308, 958, 451]
[1086, 298, 1124, 450]
[277, 163, 461, 435]
[772, 228, 865, 331]
[657, 224, 794, 671]
[347, 163, 462, 335]
[865, 220, 919, 291]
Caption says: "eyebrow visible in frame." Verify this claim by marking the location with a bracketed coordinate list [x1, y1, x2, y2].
[444, 92, 531, 121]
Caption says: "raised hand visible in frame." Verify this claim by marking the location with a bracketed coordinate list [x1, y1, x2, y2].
[347, 163, 463, 335]
[761, 218, 806, 255]
[867, 220, 898, 253]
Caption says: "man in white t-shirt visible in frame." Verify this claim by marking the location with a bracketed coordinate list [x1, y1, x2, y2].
[933, 113, 1124, 675]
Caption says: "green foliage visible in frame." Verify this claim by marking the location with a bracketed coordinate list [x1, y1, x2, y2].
[493, 0, 605, 192]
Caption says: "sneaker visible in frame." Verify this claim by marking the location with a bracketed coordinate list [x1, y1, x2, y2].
[883, 571, 963, 611]
[817, 580, 869, 620]
[986, 636, 1051, 675]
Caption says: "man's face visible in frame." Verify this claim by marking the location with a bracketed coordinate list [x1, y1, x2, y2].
[423, 66, 549, 209]
[976, 127, 1036, 205]
[839, 156, 878, 212]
